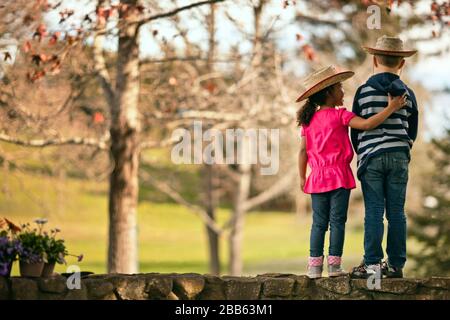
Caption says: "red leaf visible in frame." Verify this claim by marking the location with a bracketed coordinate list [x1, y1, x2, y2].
[302, 44, 316, 61]
[28, 70, 46, 82]
[204, 81, 217, 94]
[23, 41, 32, 53]
[50, 61, 61, 75]
[93, 112, 105, 124]
[49, 32, 61, 45]
[431, 1, 439, 12]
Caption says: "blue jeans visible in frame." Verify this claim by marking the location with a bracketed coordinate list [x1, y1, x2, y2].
[310, 188, 351, 257]
[360, 151, 409, 268]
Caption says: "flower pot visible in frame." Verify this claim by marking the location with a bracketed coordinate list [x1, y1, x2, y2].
[41, 262, 56, 278]
[0, 261, 13, 277]
[19, 261, 44, 277]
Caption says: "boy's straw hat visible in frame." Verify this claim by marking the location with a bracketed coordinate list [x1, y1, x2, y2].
[295, 65, 354, 102]
[362, 35, 417, 57]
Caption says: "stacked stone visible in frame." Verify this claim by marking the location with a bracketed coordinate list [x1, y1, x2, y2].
[1, 273, 449, 300]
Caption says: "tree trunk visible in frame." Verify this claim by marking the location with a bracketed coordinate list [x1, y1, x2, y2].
[205, 164, 220, 275]
[204, 3, 220, 276]
[229, 136, 252, 276]
[107, 0, 141, 274]
[227, 0, 265, 277]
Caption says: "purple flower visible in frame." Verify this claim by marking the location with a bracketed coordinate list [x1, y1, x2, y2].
[0, 262, 8, 276]
[77, 254, 84, 262]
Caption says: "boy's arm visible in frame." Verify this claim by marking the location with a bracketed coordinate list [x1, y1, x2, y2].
[350, 87, 362, 151]
[298, 138, 307, 192]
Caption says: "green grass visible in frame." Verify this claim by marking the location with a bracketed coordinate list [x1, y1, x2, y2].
[1, 159, 419, 277]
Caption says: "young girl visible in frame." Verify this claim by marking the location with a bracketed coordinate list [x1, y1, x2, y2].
[296, 66, 406, 278]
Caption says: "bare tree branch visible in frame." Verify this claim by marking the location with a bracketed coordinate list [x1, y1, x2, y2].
[137, 0, 226, 29]
[0, 132, 110, 150]
[242, 166, 297, 212]
[140, 169, 224, 234]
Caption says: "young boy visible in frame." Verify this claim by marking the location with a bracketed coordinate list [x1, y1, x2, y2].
[350, 35, 419, 279]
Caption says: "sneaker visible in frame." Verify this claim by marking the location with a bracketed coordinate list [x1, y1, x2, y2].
[307, 265, 323, 279]
[327, 255, 348, 277]
[382, 260, 403, 278]
[350, 260, 382, 279]
[307, 256, 323, 279]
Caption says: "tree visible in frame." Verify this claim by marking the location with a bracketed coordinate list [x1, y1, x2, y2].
[409, 128, 450, 277]
[0, 0, 226, 274]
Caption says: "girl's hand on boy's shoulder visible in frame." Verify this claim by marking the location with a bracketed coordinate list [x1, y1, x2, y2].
[388, 93, 407, 111]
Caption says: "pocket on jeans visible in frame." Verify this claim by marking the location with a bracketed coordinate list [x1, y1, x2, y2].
[391, 160, 409, 184]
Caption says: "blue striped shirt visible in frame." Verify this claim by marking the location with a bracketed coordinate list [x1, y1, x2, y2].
[350, 73, 418, 179]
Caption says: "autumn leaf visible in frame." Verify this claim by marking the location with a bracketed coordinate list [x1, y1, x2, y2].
[83, 14, 93, 24]
[4, 218, 21, 233]
[204, 81, 217, 94]
[431, 1, 439, 13]
[302, 44, 317, 61]
[3, 52, 12, 61]
[33, 24, 47, 42]
[50, 62, 62, 75]
[23, 41, 32, 53]
[93, 112, 105, 124]
[31, 54, 42, 65]
[49, 32, 61, 45]
[28, 70, 46, 82]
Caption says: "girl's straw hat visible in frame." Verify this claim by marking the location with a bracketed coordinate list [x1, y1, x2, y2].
[295, 65, 354, 102]
[362, 35, 417, 57]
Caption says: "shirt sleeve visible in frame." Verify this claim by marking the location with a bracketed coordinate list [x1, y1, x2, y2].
[350, 87, 362, 152]
[339, 108, 356, 126]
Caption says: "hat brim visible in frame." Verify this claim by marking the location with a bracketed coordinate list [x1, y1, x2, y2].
[295, 71, 355, 103]
[362, 46, 417, 57]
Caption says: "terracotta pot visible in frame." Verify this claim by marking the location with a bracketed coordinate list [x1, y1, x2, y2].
[41, 262, 56, 277]
[19, 261, 44, 277]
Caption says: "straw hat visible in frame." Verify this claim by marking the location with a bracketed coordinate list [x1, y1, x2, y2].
[295, 65, 354, 102]
[362, 35, 417, 57]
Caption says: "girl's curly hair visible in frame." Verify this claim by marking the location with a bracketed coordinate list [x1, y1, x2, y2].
[296, 85, 333, 127]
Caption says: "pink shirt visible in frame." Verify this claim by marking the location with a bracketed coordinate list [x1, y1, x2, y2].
[300, 107, 357, 194]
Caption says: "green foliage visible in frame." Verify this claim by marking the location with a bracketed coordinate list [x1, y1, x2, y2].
[42, 230, 68, 264]
[409, 128, 450, 276]
[17, 222, 47, 264]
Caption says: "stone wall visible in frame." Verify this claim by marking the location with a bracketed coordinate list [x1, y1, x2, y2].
[1, 273, 449, 300]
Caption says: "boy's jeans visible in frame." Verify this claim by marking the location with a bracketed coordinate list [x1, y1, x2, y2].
[360, 151, 409, 268]
[310, 188, 350, 257]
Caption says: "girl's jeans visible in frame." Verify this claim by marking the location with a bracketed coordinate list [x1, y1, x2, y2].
[360, 151, 409, 268]
[310, 188, 351, 258]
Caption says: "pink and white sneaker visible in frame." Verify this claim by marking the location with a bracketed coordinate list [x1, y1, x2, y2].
[327, 255, 348, 277]
[307, 256, 323, 279]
